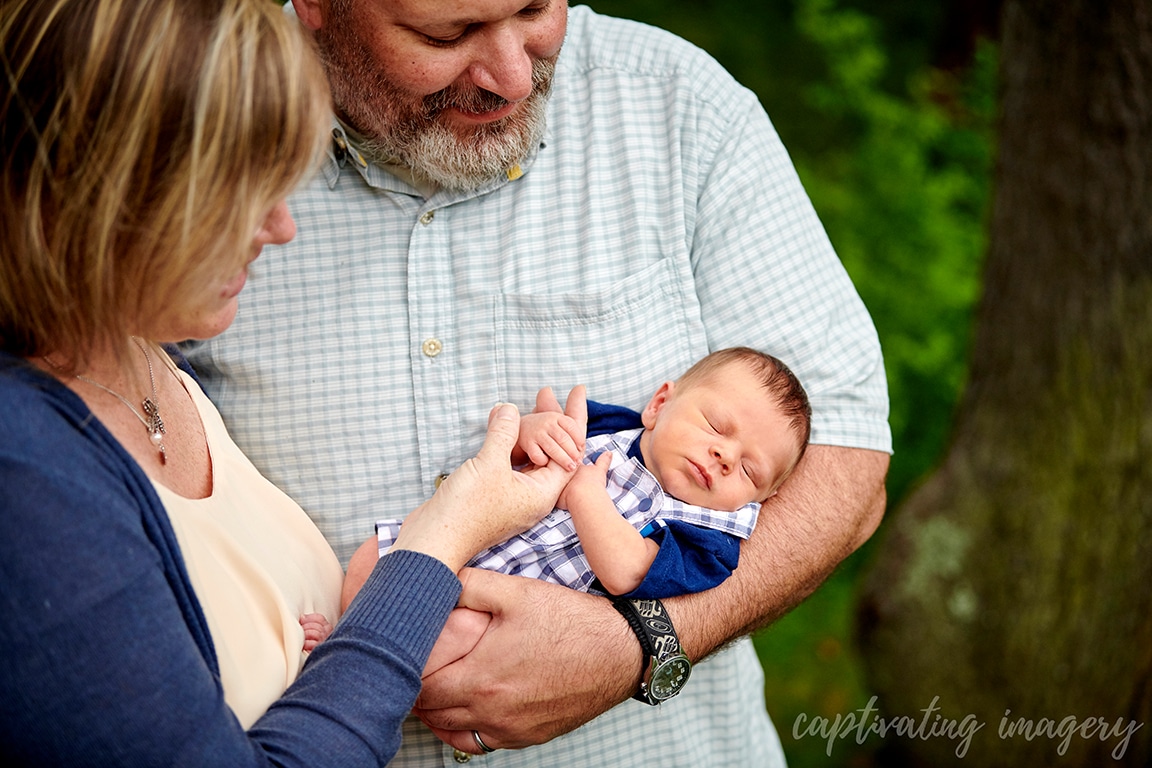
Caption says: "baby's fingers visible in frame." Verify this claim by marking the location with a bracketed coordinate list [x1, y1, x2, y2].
[543, 424, 583, 469]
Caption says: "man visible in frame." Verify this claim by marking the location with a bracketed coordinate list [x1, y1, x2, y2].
[188, 0, 890, 764]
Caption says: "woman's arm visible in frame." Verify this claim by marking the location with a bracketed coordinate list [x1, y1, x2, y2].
[0, 421, 458, 767]
[0, 387, 569, 766]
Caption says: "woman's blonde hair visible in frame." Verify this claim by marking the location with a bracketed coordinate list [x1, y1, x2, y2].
[1, 0, 331, 368]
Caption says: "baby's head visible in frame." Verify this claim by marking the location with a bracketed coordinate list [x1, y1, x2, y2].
[637, 347, 811, 511]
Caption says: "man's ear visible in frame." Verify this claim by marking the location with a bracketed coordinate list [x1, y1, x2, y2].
[291, 0, 325, 31]
[640, 381, 675, 429]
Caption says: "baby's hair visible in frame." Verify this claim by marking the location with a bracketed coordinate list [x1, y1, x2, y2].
[677, 347, 812, 461]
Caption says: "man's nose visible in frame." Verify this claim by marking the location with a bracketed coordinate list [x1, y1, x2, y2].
[466, 25, 534, 103]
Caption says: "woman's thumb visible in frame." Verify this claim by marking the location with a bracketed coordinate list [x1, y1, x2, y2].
[478, 402, 520, 460]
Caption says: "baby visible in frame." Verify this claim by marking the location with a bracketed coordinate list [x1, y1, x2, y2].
[341, 347, 811, 673]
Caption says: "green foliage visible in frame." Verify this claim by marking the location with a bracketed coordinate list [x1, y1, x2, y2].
[789, 0, 996, 507]
[754, 574, 880, 767]
[759, 3, 996, 765]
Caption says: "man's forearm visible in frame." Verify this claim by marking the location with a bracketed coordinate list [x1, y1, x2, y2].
[667, 445, 889, 660]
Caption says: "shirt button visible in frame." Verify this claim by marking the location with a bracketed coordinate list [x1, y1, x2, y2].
[422, 338, 443, 357]
[453, 749, 471, 763]
[419, 210, 436, 225]
[435, 473, 450, 489]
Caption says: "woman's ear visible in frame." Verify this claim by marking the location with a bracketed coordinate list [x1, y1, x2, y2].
[640, 381, 675, 429]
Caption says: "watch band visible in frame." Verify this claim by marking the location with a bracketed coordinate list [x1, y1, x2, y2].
[611, 597, 692, 704]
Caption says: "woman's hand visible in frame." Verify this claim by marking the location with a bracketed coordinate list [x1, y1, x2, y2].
[392, 404, 576, 572]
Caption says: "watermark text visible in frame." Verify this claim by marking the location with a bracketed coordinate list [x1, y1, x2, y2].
[791, 697, 1143, 760]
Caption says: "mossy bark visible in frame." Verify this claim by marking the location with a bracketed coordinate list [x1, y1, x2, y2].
[857, 0, 1152, 765]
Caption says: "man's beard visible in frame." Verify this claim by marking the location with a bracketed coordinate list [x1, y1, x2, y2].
[317, 27, 555, 191]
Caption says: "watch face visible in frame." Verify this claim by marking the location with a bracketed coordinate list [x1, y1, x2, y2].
[649, 656, 692, 701]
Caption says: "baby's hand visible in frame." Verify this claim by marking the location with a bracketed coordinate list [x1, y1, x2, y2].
[300, 613, 333, 653]
[558, 449, 612, 510]
[516, 386, 587, 470]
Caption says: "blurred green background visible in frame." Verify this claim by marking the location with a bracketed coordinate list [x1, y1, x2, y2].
[581, 1, 999, 765]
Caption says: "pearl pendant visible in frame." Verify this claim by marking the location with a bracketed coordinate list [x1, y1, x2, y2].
[150, 430, 164, 447]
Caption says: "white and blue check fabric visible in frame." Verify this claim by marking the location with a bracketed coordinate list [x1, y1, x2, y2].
[187, 5, 889, 766]
[375, 429, 759, 593]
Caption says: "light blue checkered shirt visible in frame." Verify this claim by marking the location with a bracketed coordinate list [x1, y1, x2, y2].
[375, 429, 760, 594]
[188, 5, 889, 766]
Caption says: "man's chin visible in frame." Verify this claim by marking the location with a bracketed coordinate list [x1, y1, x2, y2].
[408, 156, 521, 192]
[403, 123, 543, 191]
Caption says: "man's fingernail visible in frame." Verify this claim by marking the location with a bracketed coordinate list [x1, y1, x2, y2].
[494, 403, 518, 419]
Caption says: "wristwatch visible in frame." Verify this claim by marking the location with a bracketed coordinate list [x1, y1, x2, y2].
[611, 597, 692, 704]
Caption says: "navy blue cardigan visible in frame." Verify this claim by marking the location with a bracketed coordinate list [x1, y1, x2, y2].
[0, 352, 460, 766]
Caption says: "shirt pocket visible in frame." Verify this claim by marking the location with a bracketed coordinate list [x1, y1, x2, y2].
[493, 257, 708, 409]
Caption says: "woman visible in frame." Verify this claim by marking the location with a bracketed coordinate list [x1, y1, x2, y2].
[0, 0, 568, 764]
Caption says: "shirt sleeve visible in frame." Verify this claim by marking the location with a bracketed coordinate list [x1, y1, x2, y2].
[623, 521, 741, 599]
[688, 80, 891, 452]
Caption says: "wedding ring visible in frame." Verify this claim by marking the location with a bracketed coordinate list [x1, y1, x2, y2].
[472, 730, 497, 753]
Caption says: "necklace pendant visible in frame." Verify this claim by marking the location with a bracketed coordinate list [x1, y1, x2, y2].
[142, 397, 165, 437]
[68, 338, 170, 464]
[143, 396, 167, 463]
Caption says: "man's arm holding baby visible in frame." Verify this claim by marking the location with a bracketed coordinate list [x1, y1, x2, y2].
[414, 417, 888, 753]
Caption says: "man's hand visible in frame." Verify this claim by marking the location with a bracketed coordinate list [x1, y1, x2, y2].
[413, 568, 640, 752]
[423, 607, 490, 678]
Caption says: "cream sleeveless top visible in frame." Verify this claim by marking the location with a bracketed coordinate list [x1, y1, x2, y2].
[152, 365, 344, 729]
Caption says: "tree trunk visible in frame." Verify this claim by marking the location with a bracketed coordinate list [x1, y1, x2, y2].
[857, 0, 1152, 766]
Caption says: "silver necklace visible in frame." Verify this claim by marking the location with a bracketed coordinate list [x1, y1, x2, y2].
[74, 337, 168, 463]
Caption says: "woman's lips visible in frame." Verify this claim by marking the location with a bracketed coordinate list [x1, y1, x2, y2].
[222, 252, 259, 299]
[221, 268, 247, 299]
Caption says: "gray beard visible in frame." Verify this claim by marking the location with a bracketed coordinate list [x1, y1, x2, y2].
[321, 36, 555, 192]
[358, 92, 549, 192]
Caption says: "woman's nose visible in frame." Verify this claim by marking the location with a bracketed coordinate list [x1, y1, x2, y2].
[256, 200, 296, 246]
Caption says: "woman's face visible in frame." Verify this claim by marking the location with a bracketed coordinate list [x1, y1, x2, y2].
[150, 200, 296, 343]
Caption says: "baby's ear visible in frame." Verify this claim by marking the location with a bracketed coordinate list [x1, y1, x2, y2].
[640, 381, 676, 428]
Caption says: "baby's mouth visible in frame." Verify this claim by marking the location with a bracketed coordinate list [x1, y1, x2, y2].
[689, 460, 712, 490]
